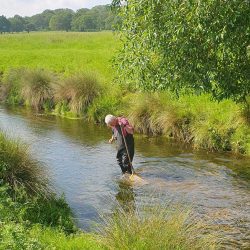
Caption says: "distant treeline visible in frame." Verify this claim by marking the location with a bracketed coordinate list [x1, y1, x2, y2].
[0, 5, 119, 33]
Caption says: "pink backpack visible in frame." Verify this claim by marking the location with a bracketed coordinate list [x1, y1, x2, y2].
[117, 117, 130, 136]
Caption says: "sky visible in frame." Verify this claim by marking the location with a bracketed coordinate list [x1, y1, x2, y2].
[0, 0, 112, 17]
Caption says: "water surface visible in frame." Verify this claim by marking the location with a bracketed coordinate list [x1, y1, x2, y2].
[0, 106, 249, 249]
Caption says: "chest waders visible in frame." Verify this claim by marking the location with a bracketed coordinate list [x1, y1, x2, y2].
[120, 125, 135, 175]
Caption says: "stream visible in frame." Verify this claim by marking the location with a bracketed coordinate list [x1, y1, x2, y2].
[0, 106, 249, 249]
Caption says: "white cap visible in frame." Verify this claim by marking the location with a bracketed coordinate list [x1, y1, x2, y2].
[105, 114, 116, 124]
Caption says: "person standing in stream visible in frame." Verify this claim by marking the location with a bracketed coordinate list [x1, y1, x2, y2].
[105, 114, 135, 175]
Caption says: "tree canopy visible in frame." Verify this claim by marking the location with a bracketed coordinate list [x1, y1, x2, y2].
[1, 5, 117, 33]
[112, 0, 250, 102]
[0, 15, 11, 33]
[49, 9, 73, 31]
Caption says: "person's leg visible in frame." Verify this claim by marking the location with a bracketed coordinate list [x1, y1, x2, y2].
[122, 146, 134, 174]
[122, 153, 131, 174]
[116, 148, 127, 174]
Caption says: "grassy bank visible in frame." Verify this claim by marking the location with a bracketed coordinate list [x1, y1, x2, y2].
[0, 32, 249, 156]
[0, 131, 217, 249]
[0, 67, 249, 156]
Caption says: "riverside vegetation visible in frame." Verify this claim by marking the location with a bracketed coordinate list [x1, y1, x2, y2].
[0, 65, 249, 156]
[0, 131, 217, 249]
[0, 21, 247, 250]
[0, 33, 249, 156]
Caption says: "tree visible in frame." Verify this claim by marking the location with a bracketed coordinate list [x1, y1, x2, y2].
[105, 9, 121, 30]
[91, 5, 109, 30]
[29, 10, 55, 31]
[71, 8, 89, 31]
[24, 22, 35, 33]
[0, 15, 11, 33]
[82, 14, 97, 31]
[112, 0, 250, 102]
[9, 15, 25, 32]
[49, 9, 74, 31]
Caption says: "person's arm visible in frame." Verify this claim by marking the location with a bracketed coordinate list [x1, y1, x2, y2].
[109, 135, 115, 143]
[109, 128, 116, 143]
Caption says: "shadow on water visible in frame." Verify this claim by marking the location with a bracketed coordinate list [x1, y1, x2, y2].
[0, 105, 250, 249]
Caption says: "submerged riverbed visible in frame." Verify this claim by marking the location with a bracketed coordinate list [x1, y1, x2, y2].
[0, 106, 249, 249]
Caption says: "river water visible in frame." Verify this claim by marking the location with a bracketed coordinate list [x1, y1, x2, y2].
[0, 106, 249, 249]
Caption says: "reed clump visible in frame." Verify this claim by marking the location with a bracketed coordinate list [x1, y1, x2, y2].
[99, 206, 217, 250]
[124, 92, 191, 140]
[0, 68, 56, 110]
[20, 68, 56, 111]
[0, 131, 48, 195]
[55, 73, 101, 116]
[123, 92, 250, 154]
[0, 68, 25, 105]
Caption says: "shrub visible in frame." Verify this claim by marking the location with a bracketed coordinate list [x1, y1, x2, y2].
[87, 95, 121, 123]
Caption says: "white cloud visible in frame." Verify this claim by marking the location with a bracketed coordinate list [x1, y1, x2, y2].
[0, 0, 112, 17]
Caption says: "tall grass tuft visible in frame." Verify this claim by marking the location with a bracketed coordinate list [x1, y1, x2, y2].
[124, 92, 250, 154]
[0, 131, 49, 195]
[0, 68, 26, 105]
[20, 68, 56, 111]
[99, 206, 217, 250]
[55, 73, 101, 116]
[87, 85, 125, 123]
[0, 68, 56, 111]
[125, 92, 182, 136]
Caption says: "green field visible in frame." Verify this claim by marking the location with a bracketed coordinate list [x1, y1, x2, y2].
[0, 31, 249, 156]
[0, 32, 118, 81]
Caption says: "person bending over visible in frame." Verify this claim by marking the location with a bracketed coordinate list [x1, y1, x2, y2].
[105, 114, 134, 175]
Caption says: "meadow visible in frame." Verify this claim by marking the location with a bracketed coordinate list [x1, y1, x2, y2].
[0, 32, 117, 81]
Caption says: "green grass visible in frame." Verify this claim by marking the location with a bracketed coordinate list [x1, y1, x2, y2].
[120, 92, 250, 155]
[0, 131, 48, 194]
[0, 131, 76, 232]
[0, 32, 249, 156]
[29, 226, 101, 250]
[100, 206, 217, 250]
[54, 73, 101, 116]
[0, 32, 118, 82]
[0, 130, 218, 249]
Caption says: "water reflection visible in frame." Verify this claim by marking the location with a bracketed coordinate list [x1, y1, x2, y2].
[115, 180, 136, 213]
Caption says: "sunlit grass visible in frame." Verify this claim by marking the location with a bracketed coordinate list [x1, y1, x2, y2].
[55, 73, 101, 116]
[0, 131, 48, 195]
[20, 68, 56, 110]
[0, 32, 118, 81]
[99, 206, 217, 250]
[122, 92, 250, 155]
